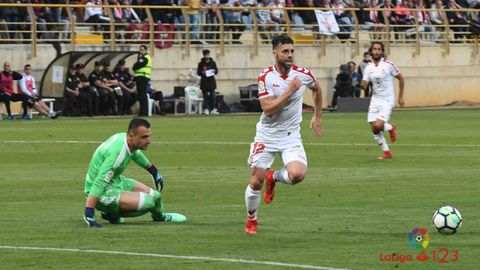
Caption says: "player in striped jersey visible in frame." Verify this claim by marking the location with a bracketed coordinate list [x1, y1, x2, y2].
[361, 42, 405, 160]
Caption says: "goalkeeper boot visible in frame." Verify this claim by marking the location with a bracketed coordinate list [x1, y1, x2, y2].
[244, 219, 258, 235]
[378, 150, 392, 160]
[153, 213, 187, 223]
[101, 212, 125, 224]
[389, 124, 397, 143]
[263, 170, 276, 204]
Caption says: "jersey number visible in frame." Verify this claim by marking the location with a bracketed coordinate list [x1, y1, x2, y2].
[252, 143, 266, 154]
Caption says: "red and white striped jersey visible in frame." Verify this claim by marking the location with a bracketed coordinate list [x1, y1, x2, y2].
[255, 64, 316, 138]
[362, 58, 400, 99]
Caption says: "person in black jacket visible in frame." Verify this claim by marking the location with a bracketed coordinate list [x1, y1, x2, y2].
[329, 64, 353, 110]
[197, 49, 219, 115]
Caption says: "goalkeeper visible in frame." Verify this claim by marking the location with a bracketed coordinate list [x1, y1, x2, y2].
[83, 118, 186, 227]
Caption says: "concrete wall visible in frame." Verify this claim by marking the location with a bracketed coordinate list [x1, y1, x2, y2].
[2, 43, 479, 107]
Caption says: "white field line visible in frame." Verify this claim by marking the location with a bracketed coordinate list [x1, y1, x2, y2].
[0, 140, 479, 148]
[0, 245, 350, 270]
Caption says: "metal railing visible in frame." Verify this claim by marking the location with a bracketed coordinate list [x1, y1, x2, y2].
[0, 3, 478, 57]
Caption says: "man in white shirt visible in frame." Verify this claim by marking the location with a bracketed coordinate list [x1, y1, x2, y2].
[18, 64, 60, 119]
[361, 42, 405, 160]
[244, 34, 323, 235]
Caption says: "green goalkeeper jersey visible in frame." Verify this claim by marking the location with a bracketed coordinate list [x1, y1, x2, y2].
[84, 132, 150, 197]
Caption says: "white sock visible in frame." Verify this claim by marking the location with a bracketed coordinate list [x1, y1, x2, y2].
[245, 184, 260, 220]
[384, 123, 393, 132]
[373, 132, 389, 151]
[273, 167, 293, 185]
[148, 189, 155, 196]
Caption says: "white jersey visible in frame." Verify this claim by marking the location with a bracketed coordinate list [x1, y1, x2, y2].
[362, 58, 400, 100]
[255, 64, 316, 140]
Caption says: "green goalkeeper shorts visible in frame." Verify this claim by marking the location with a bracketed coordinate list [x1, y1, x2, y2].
[95, 176, 137, 215]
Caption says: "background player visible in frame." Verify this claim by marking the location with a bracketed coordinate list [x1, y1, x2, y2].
[83, 118, 186, 227]
[244, 34, 323, 235]
[361, 42, 405, 160]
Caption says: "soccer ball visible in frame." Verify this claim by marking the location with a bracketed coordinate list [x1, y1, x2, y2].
[432, 206, 462, 235]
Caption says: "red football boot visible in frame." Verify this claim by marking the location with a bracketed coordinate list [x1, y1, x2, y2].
[389, 124, 397, 143]
[263, 170, 276, 204]
[378, 150, 393, 160]
[245, 219, 258, 235]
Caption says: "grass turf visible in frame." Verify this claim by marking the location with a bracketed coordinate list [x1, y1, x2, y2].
[0, 109, 479, 269]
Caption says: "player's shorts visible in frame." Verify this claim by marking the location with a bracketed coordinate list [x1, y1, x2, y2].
[247, 134, 307, 169]
[25, 96, 36, 108]
[95, 176, 137, 215]
[367, 97, 395, 123]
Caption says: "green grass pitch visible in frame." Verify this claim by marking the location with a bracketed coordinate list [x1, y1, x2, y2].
[0, 109, 479, 269]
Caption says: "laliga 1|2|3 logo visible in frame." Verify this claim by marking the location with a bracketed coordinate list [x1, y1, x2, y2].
[379, 227, 459, 264]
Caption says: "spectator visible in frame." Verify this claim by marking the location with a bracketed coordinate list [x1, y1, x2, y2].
[329, 64, 352, 109]
[184, 0, 205, 44]
[365, 0, 385, 39]
[270, 0, 287, 26]
[296, 0, 318, 26]
[0, 62, 27, 120]
[84, 0, 111, 39]
[332, 0, 354, 39]
[197, 49, 220, 115]
[446, 0, 468, 39]
[147, 82, 167, 115]
[88, 61, 115, 115]
[415, 0, 436, 41]
[392, 0, 415, 40]
[75, 63, 96, 116]
[203, 0, 220, 42]
[256, 0, 277, 41]
[148, 0, 175, 23]
[114, 59, 138, 115]
[101, 61, 121, 114]
[357, 51, 372, 97]
[18, 64, 60, 119]
[348, 61, 362, 97]
[63, 65, 81, 116]
[429, 0, 447, 40]
[132, 0, 148, 22]
[240, 0, 255, 29]
[225, 0, 246, 43]
[0, 0, 20, 39]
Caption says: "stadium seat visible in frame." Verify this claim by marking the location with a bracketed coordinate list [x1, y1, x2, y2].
[184, 86, 203, 114]
[148, 97, 157, 116]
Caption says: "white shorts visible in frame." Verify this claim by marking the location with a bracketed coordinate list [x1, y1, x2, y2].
[247, 135, 308, 169]
[367, 97, 395, 123]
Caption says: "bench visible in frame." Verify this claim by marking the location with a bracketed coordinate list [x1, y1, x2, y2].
[0, 98, 56, 120]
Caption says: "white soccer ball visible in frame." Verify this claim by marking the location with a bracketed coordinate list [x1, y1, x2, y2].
[432, 206, 462, 235]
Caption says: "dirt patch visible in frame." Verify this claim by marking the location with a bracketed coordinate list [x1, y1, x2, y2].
[444, 100, 480, 108]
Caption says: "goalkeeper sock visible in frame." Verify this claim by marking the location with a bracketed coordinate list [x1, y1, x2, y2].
[273, 167, 293, 185]
[150, 190, 165, 220]
[245, 184, 260, 220]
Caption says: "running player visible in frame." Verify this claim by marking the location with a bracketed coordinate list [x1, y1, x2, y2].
[244, 34, 323, 234]
[361, 42, 405, 160]
[83, 118, 186, 227]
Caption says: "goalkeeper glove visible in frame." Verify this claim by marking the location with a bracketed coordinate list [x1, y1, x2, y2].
[84, 207, 102, 227]
[147, 164, 164, 191]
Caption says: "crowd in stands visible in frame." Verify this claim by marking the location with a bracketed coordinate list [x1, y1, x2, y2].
[0, 0, 478, 43]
